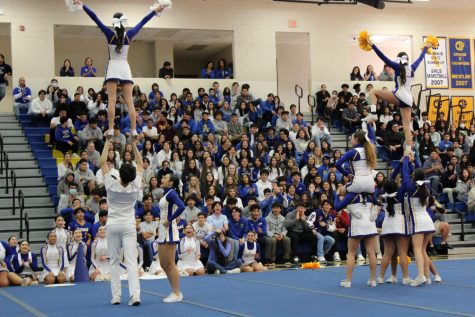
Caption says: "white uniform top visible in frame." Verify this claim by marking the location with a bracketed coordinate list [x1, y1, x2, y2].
[0, 243, 5, 263]
[242, 241, 258, 266]
[105, 173, 143, 226]
[108, 44, 130, 62]
[394, 65, 415, 106]
[42, 244, 63, 276]
[408, 197, 435, 234]
[352, 147, 372, 176]
[180, 237, 199, 262]
[53, 228, 70, 251]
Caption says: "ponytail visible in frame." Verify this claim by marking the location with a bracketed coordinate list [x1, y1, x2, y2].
[383, 180, 398, 217]
[413, 168, 429, 206]
[115, 26, 125, 54]
[353, 130, 376, 169]
[397, 52, 408, 85]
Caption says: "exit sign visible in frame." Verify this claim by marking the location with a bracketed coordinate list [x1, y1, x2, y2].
[288, 20, 298, 28]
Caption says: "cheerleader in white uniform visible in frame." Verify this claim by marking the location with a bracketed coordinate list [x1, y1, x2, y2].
[336, 127, 377, 194]
[238, 231, 264, 273]
[41, 232, 67, 285]
[368, 39, 434, 150]
[335, 192, 378, 287]
[90, 226, 111, 281]
[66, 229, 88, 282]
[11, 240, 39, 286]
[0, 239, 16, 287]
[177, 224, 205, 276]
[377, 179, 412, 285]
[73, 0, 170, 138]
[402, 156, 436, 286]
[148, 239, 164, 276]
[100, 139, 144, 306]
[52, 215, 71, 254]
[158, 173, 186, 303]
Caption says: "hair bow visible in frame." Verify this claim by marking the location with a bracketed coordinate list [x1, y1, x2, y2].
[112, 15, 128, 28]
[381, 192, 397, 199]
[394, 55, 409, 65]
[416, 180, 430, 186]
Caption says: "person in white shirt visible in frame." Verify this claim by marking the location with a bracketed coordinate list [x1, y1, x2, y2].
[255, 169, 273, 201]
[311, 118, 332, 148]
[142, 118, 158, 141]
[276, 111, 293, 132]
[30, 90, 53, 126]
[100, 138, 143, 306]
[418, 111, 431, 128]
[95, 160, 120, 186]
[156, 142, 172, 168]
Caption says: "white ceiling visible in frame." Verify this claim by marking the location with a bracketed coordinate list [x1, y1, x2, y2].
[54, 25, 233, 60]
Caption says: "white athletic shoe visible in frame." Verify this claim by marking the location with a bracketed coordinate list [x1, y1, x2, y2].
[376, 253, 383, 261]
[106, 129, 114, 140]
[402, 277, 413, 285]
[333, 252, 341, 262]
[376, 277, 384, 284]
[226, 268, 241, 274]
[163, 292, 183, 303]
[410, 275, 427, 287]
[111, 296, 121, 305]
[367, 280, 377, 287]
[425, 278, 432, 285]
[131, 129, 139, 139]
[434, 274, 442, 283]
[214, 270, 221, 275]
[386, 276, 398, 284]
[128, 295, 141, 306]
[317, 256, 327, 264]
[361, 113, 378, 122]
[357, 255, 365, 262]
[340, 280, 351, 288]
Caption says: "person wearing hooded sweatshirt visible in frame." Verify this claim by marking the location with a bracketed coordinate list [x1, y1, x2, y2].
[57, 169, 84, 196]
[55, 116, 79, 154]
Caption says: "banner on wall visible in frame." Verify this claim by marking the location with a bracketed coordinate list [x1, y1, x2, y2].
[449, 38, 473, 89]
[451, 96, 474, 127]
[424, 36, 449, 89]
[427, 95, 449, 124]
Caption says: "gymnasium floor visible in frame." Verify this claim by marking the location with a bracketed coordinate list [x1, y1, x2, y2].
[1, 257, 474, 317]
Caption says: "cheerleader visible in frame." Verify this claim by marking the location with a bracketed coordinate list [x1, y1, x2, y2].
[238, 231, 265, 273]
[51, 215, 71, 251]
[100, 139, 144, 306]
[367, 38, 434, 149]
[89, 226, 110, 281]
[377, 179, 412, 285]
[335, 127, 377, 194]
[0, 239, 16, 287]
[177, 225, 205, 276]
[335, 192, 378, 287]
[157, 173, 186, 303]
[73, 0, 170, 139]
[402, 155, 436, 286]
[11, 240, 39, 286]
[66, 229, 88, 282]
[149, 239, 165, 276]
[40, 232, 67, 285]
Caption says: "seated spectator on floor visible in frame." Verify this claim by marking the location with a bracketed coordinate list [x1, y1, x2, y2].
[177, 224, 206, 276]
[60, 59, 75, 77]
[423, 150, 444, 195]
[30, 89, 53, 126]
[159, 61, 174, 79]
[80, 57, 97, 77]
[55, 117, 79, 154]
[12, 77, 32, 116]
[238, 231, 264, 273]
[205, 230, 242, 274]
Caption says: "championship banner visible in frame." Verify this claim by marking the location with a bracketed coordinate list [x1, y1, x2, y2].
[451, 96, 474, 127]
[449, 38, 473, 89]
[424, 36, 449, 89]
[427, 95, 449, 124]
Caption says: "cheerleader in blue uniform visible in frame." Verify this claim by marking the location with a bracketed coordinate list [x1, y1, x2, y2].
[158, 173, 186, 303]
[336, 125, 377, 194]
[335, 192, 378, 287]
[368, 39, 434, 150]
[0, 240, 16, 287]
[11, 240, 39, 286]
[402, 155, 436, 286]
[73, 0, 170, 138]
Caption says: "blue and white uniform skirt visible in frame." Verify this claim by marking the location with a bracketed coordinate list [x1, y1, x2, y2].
[105, 60, 133, 84]
[381, 207, 410, 237]
[348, 203, 378, 238]
[408, 198, 435, 234]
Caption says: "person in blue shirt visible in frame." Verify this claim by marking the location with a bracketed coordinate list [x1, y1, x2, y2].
[67, 207, 92, 245]
[55, 116, 79, 154]
[201, 61, 215, 79]
[208, 88, 220, 105]
[12, 77, 32, 115]
[228, 207, 250, 261]
[74, 113, 89, 133]
[148, 83, 164, 102]
[292, 112, 308, 128]
[438, 133, 453, 153]
[288, 171, 307, 196]
[260, 93, 275, 122]
[204, 231, 242, 274]
[317, 155, 331, 180]
[313, 200, 336, 264]
[248, 205, 273, 265]
[174, 112, 197, 134]
[196, 111, 215, 136]
[76, 0, 168, 140]
[135, 194, 160, 221]
[80, 57, 97, 77]
[92, 209, 108, 239]
[214, 58, 232, 79]
[259, 187, 286, 218]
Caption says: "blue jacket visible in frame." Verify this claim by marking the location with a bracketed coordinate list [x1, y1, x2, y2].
[260, 100, 274, 113]
[228, 217, 250, 240]
[197, 119, 215, 135]
[55, 125, 75, 144]
[13, 86, 32, 104]
[248, 217, 267, 238]
[213, 68, 232, 79]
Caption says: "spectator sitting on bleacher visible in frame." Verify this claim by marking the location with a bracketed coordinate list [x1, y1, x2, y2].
[85, 141, 101, 171]
[57, 152, 74, 180]
[30, 90, 53, 126]
[284, 202, 317, 264]
[12, 77, 32, 116]
[95, 159, 119, 187]
[57, 183, 85, 213]
[74, 113, 89, 134]
[423, 150, 444, 195]
[384, 122, 404, 160]
[74, 159, 96, 195]
[159, 61, 174, 79]
[55, 117, 79, 154]
[79, 118, 103, 151]
[85, 187, 103, 216]
[70, 92, 88, 120]
[311, 118, 332, 148]
[342, 102, 360, 132]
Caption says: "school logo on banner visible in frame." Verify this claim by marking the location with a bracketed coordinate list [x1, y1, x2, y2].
[451, 96, 474, 127]
[424, 36, 449, 89]
[449, 38, 473, 89]
[427, 95, 449, 124]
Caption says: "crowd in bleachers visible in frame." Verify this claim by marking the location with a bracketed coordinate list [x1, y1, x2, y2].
[2, 72, 472, 287]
